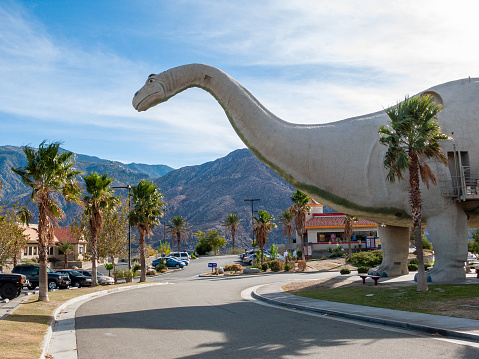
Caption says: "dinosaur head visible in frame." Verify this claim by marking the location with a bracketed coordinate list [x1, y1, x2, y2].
[132, 73, 170, 112]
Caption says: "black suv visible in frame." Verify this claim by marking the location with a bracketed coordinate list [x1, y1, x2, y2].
[55, 270, 92, 287]
[12, 265, 71, 290]
[0, 273, 29, 300]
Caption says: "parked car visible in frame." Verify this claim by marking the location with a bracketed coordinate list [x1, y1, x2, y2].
[0, 273, 29, 300]
[55, 270, 92, 288]
[167, 251, 191, 261]
[76, 270, 115, 285]
[153, 257, 186, 269]
[12, 265, 71, 290]
[243, 253, 271, 265]
[239, 250, 255, 260]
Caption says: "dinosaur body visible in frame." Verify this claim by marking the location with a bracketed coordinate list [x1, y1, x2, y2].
[133, 64, 479, 282]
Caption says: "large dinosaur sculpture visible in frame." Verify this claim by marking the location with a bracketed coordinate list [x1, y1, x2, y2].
[133, 64, 479, 282]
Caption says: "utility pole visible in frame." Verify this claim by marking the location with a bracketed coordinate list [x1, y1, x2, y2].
[244, 198, 260, 248]
[113, 185, 132, 270]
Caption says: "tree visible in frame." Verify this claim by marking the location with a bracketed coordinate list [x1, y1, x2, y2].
[167, 215, 191, 252]
[468, 229, 479, 255]
[158, 242, 171, 256]
[222, 213, 241, 251]
[11, 141, 82, 301]
[194, 231, 213, 255]
[0, 205, 28, 267]
[57, 241, 73, 269]
[195, 229, 226, 255]
[379, 94, 450, 292]
[289, 190, 311, 261]
[129, 180, 164, 282]
[343, 215, 358, 261]
[253, 210, 276, 264]
[278, 208, 295, 244]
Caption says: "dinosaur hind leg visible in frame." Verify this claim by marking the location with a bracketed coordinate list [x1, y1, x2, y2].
[424, 205, 467, 283]
[370, 225, 409, 277]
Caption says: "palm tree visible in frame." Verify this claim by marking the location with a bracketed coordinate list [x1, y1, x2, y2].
[278, 208, 295, 244]
[83, 172, 118, 286]
[379, 94, 450, 292]
[253, 210, 276, 264]
[343, 215, 358, 261]
[57, 241, 74, 269]
[289, 190, 311, 261]
[11, 141, 82, 301]
[129, 180, 164, 282]
[167, 215, 191, 252]
[222, 213, 241, 251]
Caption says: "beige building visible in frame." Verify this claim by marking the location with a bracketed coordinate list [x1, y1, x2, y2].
[21, 224, 88, 268]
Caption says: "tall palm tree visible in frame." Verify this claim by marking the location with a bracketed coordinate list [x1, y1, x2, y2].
[222, 213, 241, 251]
[278, 208, 295, 244]
[83, 172, 118, 286]
[57, 241, 74, 269]
[167, 215, 191, 252]
[343, 215, 358, 261]
[253, 210, 276, 264]
[11, 141, 82, 301]
[289, 190, 311, 261]
[379, 94, 450, 292]
[129, 180, 164, 282]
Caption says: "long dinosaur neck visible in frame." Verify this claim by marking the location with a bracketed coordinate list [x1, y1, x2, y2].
[162, 64, 306, 185]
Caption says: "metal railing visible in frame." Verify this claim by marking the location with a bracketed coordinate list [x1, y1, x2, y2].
[440, 166, 479, 201]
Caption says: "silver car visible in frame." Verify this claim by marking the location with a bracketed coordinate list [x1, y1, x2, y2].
[76, 270, 114, 285]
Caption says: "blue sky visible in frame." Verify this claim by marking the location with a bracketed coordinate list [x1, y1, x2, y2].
[1, 1, 479, 168]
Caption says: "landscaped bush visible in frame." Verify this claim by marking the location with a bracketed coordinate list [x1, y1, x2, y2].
[408, 263, 418, 271]
[269, 260, 284, 272]
[132, 264, 141, 272]
[340, 268, 351, 275]
[146, 269, 157, 276]
[357, 266, 369, 274]
[156, 263, 167, 271]
[261, 263, 268, 271]
[424, 262, 433, 270]
[409, 258, 418, 265]
[224, 264, 244, 272]
[284, 263, 291, 272]
[297, 260, 307, 271]
[350, 250, 383, 267]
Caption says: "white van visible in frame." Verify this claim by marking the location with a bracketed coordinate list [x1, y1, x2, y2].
[167, 251, 190, 261]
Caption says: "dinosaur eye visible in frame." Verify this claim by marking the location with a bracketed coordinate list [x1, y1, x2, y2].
[148, 79, 154, 83]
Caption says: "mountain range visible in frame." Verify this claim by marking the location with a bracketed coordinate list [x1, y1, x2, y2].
[0, 145, 334, 250]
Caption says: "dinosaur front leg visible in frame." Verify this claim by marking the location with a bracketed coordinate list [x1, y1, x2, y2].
[369, 225, 409, 277]
[423, 205, 467, 282]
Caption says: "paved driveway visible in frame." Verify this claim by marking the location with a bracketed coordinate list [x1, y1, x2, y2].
[74, 255, 479, 358]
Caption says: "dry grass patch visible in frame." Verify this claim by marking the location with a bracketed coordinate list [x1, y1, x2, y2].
[0, 282, 144, 359]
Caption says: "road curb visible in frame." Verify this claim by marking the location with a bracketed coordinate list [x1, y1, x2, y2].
[40, 282, 168, 359]
[251, 285, 479, 343]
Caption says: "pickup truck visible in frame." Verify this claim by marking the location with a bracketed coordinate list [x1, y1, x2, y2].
[12, 265, 71, 290]
[0, 273, 29, 300]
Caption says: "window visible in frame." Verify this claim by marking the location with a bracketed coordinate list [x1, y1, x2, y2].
[79, 246, 83, 254]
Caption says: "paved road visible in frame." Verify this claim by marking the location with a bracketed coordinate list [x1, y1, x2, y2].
[75, 255, 479, 358]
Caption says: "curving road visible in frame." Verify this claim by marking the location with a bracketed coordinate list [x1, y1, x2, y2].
[75, 255, 479, 358]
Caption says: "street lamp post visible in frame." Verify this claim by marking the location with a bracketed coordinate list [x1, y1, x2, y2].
[113, 185, 132, 270]
[244, 198, 260, 249]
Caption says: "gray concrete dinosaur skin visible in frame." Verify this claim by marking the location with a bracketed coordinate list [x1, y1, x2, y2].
[133, 64, 479, 282]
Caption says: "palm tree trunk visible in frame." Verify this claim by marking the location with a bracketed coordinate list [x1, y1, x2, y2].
[139, 228, 146, 282]
[90, 235, 98, 287]
[232, 228, 235, 251]
[38, 203, 49, 301]
[177, 233, 181, 252]
[410, 154, 428, 292]
[64, 253, 68, 269]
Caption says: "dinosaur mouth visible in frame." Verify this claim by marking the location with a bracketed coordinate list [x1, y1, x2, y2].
[133, 92, 161, 112]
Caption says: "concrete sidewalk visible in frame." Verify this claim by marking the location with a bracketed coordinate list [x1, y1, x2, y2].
[252, 273, 479, 343]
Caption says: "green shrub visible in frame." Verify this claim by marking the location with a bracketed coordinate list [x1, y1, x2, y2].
[190, 253, 197, 259]
[350, 250, 383, 267]
[330, 252, 339, 258]
[156, 263, 167, 271]
[409, 259, 417, 265]
[422, 236, 433, 251]
[132, 264, 141, 272]
[408, 263, 418, 271]
[261, 263, 268, 271]
[340, 268, 351, 275]
[284, 263, 291, 272]
[357, 266, 369, 274]
[269, 260, 283, 272]
[424, 262, 433, 270]
[297, 250, 302, 259]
